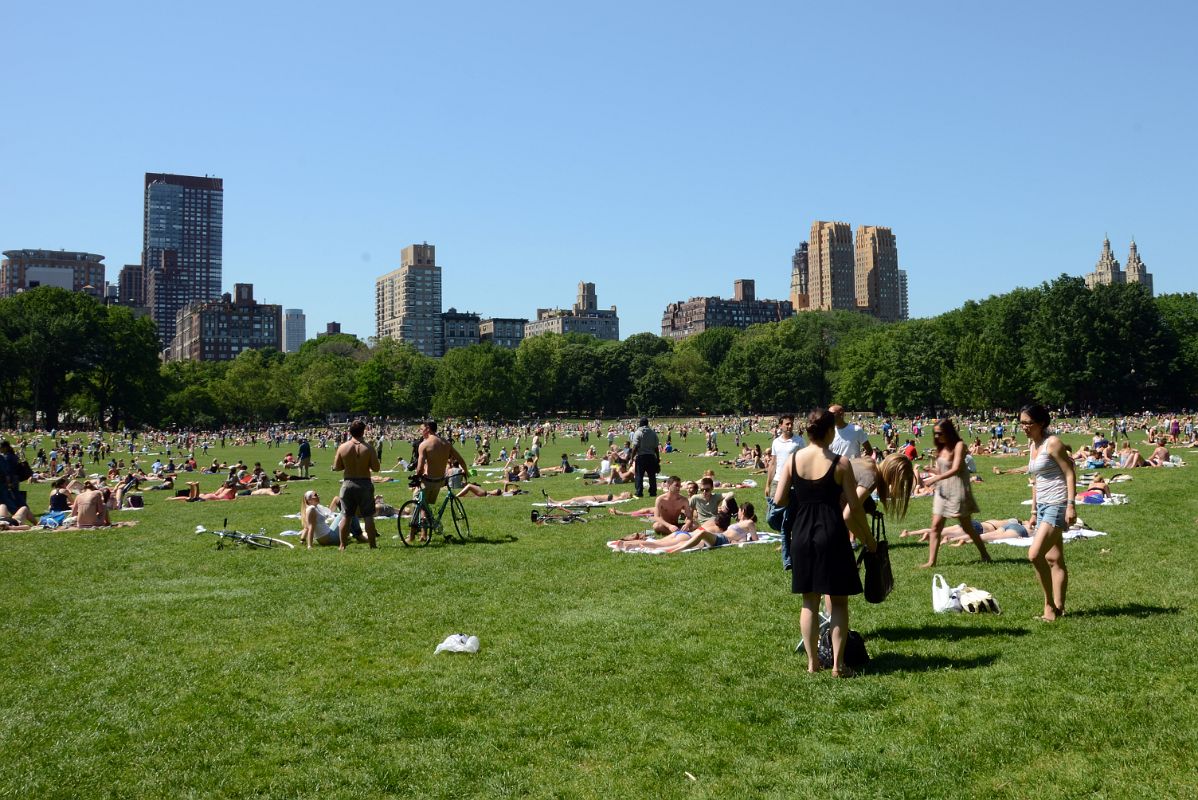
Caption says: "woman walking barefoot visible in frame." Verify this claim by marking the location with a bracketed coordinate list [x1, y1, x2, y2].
[1020, 404, 1075, 621]
[920, 418, 990, 568]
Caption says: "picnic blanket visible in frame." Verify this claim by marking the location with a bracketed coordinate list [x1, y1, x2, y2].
[532, 498, 632, 508]
[1021, 493, 1127, 506]
[990, 528, 1108, 547]
[607, 532, 782, 554]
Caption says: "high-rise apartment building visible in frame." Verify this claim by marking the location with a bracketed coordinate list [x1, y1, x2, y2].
[524, 282, 620, 341]
[661, 279, 793, 340]
[0, 249, 105, 298]
[898, 270, 909, 321]
[790, 243, 809, 310]
[1085, 237, 1124, 289]
[143, 173, 224, 347]
[375, 243, 443, 357]
[168, 283, 281, 362]
[854, 226, 902, 322]
[118, 264, 146, 307]
[1123, 240, 1153, 295]
[282, 309, 307, 353]
[806, 221, 856, 311]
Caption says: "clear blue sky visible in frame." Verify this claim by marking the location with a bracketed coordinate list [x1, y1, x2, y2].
[3, 1, 1195, 341]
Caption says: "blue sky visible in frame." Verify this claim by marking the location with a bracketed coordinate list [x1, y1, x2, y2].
[3, 1, 1195, 341]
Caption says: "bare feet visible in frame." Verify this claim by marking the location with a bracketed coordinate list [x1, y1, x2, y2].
[831, 665, 857, 678]
[918, 561, 935, 569]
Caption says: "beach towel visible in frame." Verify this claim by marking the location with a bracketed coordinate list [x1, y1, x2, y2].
[991, 528, 1108, 547]
[1021, 493, 1127, 506]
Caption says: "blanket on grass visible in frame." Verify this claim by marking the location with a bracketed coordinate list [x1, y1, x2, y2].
[1021, 493, 1127, 506]
[532, 498, 632, 507]
[991, 528, 1107, 547]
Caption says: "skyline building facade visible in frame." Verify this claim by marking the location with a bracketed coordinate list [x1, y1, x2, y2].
[168, 283, 280, 362]
[1084, 237, 1153, 295]
[443, 308, 481, 351]
[898, 269, 909, 321]
[0, 249, 105, 298]
[807, 221, 856, 311]
[143, 172, 224, 348]
[118, 264, 146, 307]
[790, 243, 809, 310]
[282, 308, 306, 353]
[524, 282, 619, 340]
[479, 317, 528, 349]
[661, 279, 793, 339]
[374, 243, 444, 357]
[854, 225, 902, 322]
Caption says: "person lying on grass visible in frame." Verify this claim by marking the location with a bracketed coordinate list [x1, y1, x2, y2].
[544, 490, 633, 505]
[613, 503, 759, 552]
[0, 503, 35, 530]
[456, 482, 526, 497]
[165, 480, 238, 502]
[901, 518, 1031, 544]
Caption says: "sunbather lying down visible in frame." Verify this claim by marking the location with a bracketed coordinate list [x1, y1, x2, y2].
[612, 504, 759, 553]
[901, 518, 1030, 544]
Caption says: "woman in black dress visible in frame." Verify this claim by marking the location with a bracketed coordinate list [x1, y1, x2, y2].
[773, 408, 877, 676]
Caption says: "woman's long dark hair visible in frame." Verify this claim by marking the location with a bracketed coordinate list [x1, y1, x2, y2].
[933, 418, 962, 448]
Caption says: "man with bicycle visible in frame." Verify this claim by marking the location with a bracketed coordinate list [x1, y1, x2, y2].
[414, 419, 467, 507]
[332, 419, 380, 550]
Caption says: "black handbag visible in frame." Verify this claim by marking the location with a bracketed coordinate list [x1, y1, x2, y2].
[817, 627, 870, 669]
[857, 509, 894, 603]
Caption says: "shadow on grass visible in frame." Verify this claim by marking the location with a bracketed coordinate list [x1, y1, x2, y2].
[864, 651, 1000, 674]
[870, 624, 1028, 642]
[1066, 603, 1181, 619]
[461, 535, 520, 545]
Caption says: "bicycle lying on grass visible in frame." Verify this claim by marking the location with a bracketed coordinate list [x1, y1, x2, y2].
[196, 520, 294, 549]
[397, 475, 471, 546]
[531, 491, 591, 525]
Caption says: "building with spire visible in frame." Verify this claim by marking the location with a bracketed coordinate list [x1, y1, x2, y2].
[1084, 237, 1125, 288]
[1123, 240, 1153, 295]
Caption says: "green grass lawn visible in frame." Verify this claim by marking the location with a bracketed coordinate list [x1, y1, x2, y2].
[3, 431, 1197, 798]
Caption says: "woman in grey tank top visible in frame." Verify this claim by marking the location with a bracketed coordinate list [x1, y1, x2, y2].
[1020, 404, 1076, 622]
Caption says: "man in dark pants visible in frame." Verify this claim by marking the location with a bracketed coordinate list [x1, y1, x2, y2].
[630, 417, 660, 498]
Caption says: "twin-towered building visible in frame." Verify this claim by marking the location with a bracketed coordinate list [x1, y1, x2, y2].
[1085, 237, 1153, 294]
[793, 221, 907, 323]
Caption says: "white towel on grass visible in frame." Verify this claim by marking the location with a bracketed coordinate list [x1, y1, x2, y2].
[991, 528, 1107, 547]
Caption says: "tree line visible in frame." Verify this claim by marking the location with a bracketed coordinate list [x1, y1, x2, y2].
[3, 276, 1197, 429]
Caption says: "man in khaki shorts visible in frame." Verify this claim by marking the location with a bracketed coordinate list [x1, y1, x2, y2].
[332, 419, 380, 550]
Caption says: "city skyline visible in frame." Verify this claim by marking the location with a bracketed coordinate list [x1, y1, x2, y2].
[2, 3, 1194, 341]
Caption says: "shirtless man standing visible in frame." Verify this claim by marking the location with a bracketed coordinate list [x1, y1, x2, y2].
[651, 476, 694, 535]
[332, 419, 380, 550]
[414, 419, 467, 507]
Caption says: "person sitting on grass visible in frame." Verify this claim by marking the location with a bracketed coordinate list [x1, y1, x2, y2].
[1148, 439, 1171, 467]
[300, 489, 344, 549]
[70, 483, 111, 527]
[614, 503, 759, 552]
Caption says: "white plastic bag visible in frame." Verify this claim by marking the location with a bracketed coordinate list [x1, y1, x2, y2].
[434, 633, 480, 654]
[932, 574, 962, 613]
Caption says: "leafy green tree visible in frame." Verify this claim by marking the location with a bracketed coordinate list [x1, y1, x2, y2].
[218, 349, 289, 422]
[160, 361, 229, 427]
[516, 334, 563, 415]
[83, 306, 163, 429]
[1155, 293, 1198, 403]
[432, 345, 523, 419]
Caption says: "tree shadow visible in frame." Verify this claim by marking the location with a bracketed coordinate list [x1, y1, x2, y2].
[1066, 603, 1181, 619]
[869, 624, 1028, 643]
[863, 651, 1000, 675]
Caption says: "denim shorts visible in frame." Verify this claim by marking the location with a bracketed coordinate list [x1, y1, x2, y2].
[1035, 503, 1067, 529]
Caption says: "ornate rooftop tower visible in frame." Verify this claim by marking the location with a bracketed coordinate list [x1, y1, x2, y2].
[1124, 239, 1153, 295]
[1084, 236, 1124, 289]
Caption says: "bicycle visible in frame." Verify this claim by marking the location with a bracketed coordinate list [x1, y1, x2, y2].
[531, 491, 591, 525]
[196, 520, 294, 550]
[397, 476, 471, 546]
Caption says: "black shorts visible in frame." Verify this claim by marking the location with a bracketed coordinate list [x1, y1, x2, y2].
[340, 479, 375, 518]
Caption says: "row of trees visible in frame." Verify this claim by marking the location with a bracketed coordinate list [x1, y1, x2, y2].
[4, 277, 1197, 428]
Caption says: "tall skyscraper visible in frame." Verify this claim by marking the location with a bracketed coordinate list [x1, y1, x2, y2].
[374, 243, 443, 357]
[1124, 240, 1153, 295]
[790, 243, 809, 310]
[854, 225, 902, 322]
[807, 221, 856, 311]
[283, 309, 307, 353]
[898, 269, 909, 321]
[143, 173, 224, 347]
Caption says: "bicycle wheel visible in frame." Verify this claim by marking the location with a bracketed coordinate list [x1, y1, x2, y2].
[448, 496, 471, 541]
[398, 500, 433, 547]
[245, 533, 295, 549]
[241, 533, 273, 549]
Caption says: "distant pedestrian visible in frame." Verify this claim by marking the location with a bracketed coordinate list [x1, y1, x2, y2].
[630, 417, 660, 498]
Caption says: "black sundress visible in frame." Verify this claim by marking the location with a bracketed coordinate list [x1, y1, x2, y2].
[790, 454, 863, 596]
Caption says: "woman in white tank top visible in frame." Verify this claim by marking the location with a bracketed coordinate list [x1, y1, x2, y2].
[1020, 404, 1076, 622]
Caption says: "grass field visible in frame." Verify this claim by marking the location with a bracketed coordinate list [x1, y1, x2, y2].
[3, 429, 1197, 798]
